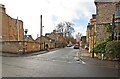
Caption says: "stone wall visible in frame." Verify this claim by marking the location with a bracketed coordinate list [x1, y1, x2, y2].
[1, 41, 41, 53]
[95, 2, 116, 41]
[1, 4, 24, 41]
[96, 24, 111, 41]
[96, 2, 115, 24]
[2, 13, 24, 41]
[2, 41, 22, 53]
[24, 42, 40, 53]
[0, 5, 3, 42]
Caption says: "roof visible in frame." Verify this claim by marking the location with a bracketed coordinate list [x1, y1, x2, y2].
[94, 0, 120, 2]
[0, 4, 5, 8]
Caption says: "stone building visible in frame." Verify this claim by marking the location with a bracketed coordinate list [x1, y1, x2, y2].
[86, 14, 96, 53]
[23, 35, 40, 53]
[45, 30, 67, 47]
[35, 36, 55, 50]
[80, 36, 86, 48]
[0, 4, 68, 53]
[0, 4, 24, 41]
[114, 2, 120, 40]
[94, 0, 120, 41]
[0, 4, 24, 53]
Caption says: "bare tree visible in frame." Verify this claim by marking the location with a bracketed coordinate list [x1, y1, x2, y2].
[76, 32, 82, 43]
[56, 21, 75, 38]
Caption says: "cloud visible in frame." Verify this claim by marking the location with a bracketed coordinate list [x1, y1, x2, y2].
[0, 0, 95, 39]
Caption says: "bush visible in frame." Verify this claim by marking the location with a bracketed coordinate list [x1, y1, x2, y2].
[104, 23, 112, 32]
[105, 41, 120, 59]
[94, 36, 112, 54]
[94, 41, 107, 54]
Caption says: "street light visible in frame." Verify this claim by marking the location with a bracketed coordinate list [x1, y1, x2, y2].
[24, 29, 28, 35]
[23, 29, 28, 54]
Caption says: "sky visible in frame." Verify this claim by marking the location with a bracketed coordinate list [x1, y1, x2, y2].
[0, 0, 96, 39]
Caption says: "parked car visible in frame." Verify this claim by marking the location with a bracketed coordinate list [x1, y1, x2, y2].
[67, 44, 72, 47]
[85, 45, 89, 50]
[73, 44, 79, 49]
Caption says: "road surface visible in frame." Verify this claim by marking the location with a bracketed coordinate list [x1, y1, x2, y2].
[2, 47, 119, 77]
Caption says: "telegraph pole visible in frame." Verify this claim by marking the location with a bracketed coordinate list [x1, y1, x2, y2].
[16, 17, 20, 41]
[40, 15, 42, 50]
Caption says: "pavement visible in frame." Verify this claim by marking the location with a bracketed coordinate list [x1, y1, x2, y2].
[0, 48, 59, 57]
[79, 49, 120, 70]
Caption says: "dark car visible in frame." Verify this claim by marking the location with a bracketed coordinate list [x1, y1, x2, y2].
[73, 44, 79, 49]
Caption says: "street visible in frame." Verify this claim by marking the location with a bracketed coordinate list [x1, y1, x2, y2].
[2, 47, 119, 77]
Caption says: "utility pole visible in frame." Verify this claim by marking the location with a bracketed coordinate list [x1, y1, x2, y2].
[40, 15, 42, 50]
[15, 17, 19, 41]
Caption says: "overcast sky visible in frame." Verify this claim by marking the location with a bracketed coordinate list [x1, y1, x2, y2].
[0, 0, 96, 39]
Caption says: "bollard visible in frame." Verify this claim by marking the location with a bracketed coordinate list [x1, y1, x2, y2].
[101, 54, 104, 60]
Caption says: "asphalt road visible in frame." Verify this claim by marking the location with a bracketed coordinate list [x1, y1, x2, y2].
[2, 47, 119, 77]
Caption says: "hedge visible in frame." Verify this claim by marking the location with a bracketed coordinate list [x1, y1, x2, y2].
[94, 41, 107, 54]
[105, 41, 120, 59]
[94, 36, 112, 54]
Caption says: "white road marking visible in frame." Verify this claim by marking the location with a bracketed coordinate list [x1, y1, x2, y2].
[74, 52, 86, 64]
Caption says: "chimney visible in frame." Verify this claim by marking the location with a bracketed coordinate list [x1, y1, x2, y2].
[0, 4, 6, 13]
[92, 14, 96, 19]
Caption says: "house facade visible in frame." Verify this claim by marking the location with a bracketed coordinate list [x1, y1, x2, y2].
[0, 4, 24, 41]
[94, 0, 118, 41]
[0, 4, 24, 53]
[86, 14, 96, 53]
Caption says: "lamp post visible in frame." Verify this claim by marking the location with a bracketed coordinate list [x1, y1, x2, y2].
[25, 29, 28, 36]
[23, 29, 28, 54]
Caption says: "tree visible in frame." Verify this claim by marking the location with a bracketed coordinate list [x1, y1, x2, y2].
[56, 22, 65, 33]
[56, 21, 75, 38]
[76, 32, 82, 43]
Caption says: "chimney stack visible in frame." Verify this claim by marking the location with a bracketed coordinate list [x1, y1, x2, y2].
[0, 4, 6, 13]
